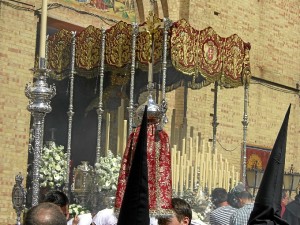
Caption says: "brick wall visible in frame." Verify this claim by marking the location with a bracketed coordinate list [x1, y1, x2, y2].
[0, 1, 36, 223]
[0, 0, 299, 223]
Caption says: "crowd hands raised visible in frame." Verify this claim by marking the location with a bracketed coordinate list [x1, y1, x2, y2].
[24, 188, 299, 225]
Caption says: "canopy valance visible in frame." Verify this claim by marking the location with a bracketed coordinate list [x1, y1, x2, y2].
[45, 17, 251, 89]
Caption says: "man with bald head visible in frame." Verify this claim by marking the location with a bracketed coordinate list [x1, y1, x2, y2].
[24, 202, 67, 225]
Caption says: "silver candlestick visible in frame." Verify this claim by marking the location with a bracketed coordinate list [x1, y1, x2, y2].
[25, 58, 56, 206]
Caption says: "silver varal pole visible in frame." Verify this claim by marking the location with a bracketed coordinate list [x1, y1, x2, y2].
[128, 23, 138, 135]
[65, 31, 76, 195]
[160, 18, 172, 126]
[95, 28, 106, 163]
[242, 82, 249, 186]
[212, 81, 219, 154]
[25, 58, 56, 206]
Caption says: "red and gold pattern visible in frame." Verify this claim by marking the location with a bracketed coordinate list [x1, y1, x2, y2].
[170, 19, 198, 75]
[136, 12, 163, 65]
[115, 124, 173, 216]
[170, 19, 251, 87]
[47, 18, 251, 87]
[222, 34, 245, 87]
[47, 29, 73, 80]
[197, 27, 223, 84]
[105, 21, 133, 68]
[75, 25, 102, 70]
[136, 29, 163, 66]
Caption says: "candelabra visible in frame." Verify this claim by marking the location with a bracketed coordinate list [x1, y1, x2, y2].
[25, 59, 56, 206]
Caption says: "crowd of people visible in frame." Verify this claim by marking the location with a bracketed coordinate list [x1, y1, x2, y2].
[23, 188, 300, 225]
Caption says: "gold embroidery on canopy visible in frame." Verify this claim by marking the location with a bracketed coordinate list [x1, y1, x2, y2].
[47, 29, 72, 80]
[171, 19, 198, 75]
[76, 25, 102, 70]
[105, 21, 133, 68]
[197, 27, 223, 84]
[136, 11, 163, 65]
[222, 34, 245, 88]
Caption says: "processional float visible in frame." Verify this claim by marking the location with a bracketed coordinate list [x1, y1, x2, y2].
[25, 8, 252, 212]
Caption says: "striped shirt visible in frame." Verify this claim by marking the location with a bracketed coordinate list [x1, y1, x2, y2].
[229, 203, 254, 225]
[209, 205, 237, 225]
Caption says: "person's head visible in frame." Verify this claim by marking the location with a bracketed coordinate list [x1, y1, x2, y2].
[158, 198, 192, 225]
[281, 190, 289, 206]
[43, 190, 70, 219]
[211, 188, 228, 207]
[237, 191, 253, 207]
[24, 202, 67, 225]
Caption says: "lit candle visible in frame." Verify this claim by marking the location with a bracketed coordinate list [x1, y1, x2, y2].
[190, 166, 194, 190]
[176, 165, 180, 195]
[189, 137, 193, 162]
[182, 138, 186, 155]
[105, 113, 110, 156]
[122, 120, 127, 155]
[194, 165, 198, 187]
[173, 150, 177, 169]
[180, 165, 184, 194]
[218, 169, 222, 187]
[183, 154, 187, 168]
[39, 0, 48, 59]
[148, 62, 153, 83]
[208, 169, 212, 194]
[236, 172, 240, 186]
[232, 166, 235, 187]
[185, 165, 189, 190]
[117, 107, 122, 155]
[195, 136, 199, 155]
[213, 169, 217, 189]
[202, 139, 206, 154]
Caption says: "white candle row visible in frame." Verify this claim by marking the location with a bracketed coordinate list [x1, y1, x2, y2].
[171, 138, 240, 196]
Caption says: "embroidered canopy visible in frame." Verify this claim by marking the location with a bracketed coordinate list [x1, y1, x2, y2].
[46, 17, 251, 90]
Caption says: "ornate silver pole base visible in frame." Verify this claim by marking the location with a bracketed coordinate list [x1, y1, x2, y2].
[12, 173, 26, 225]
[25, 57, 56, 206]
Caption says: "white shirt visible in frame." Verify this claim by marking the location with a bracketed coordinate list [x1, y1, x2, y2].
[92, 208, 158, 225]
[92, 208, 118, 225]
[67, 213, 93, 225]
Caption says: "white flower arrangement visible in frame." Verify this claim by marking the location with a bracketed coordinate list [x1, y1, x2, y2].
[94, 150, 121, 191]
[68, 204, 90, 217]
[39, 142, 67, 189]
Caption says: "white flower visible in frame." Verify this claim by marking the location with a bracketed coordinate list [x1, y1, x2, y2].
[95, 150, 121, 191]
[68, 204, 89, 218]
[39, 142, 67, 189]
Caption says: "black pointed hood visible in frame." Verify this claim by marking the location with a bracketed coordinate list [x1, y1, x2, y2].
[248, 105, 291, 225]
[117, 106, 150, 225]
